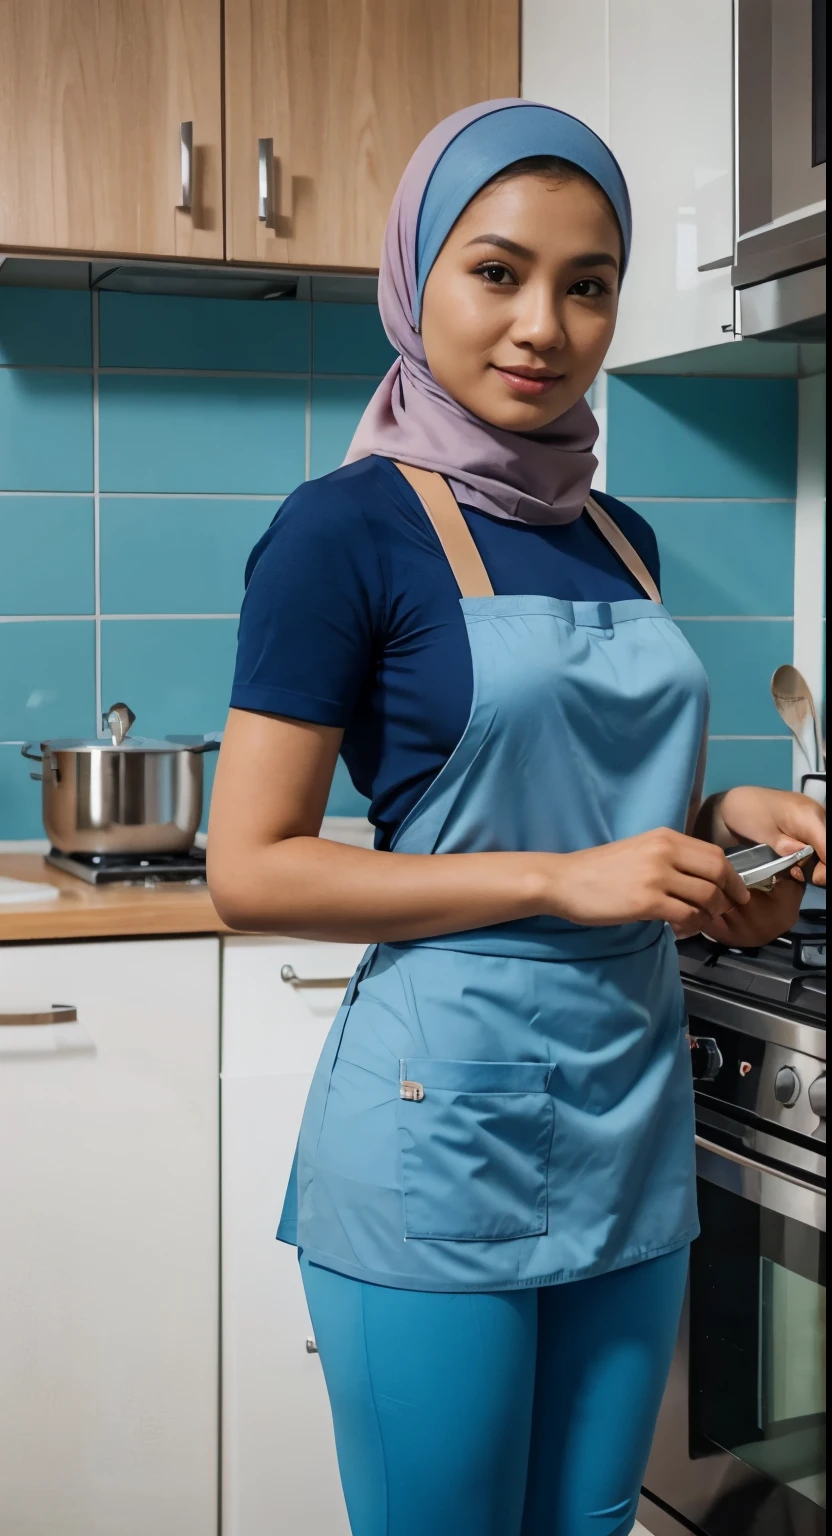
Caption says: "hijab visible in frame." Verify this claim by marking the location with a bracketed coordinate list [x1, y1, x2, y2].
[344, 100, 631, 526]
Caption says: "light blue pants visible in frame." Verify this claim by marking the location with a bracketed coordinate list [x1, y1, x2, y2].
[300, 1245, 688, 1536]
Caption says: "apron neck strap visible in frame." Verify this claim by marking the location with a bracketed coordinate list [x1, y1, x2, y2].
[394, 463, 495, 598]
[585, 496, 662, 604]
[394, 465, 662, 605]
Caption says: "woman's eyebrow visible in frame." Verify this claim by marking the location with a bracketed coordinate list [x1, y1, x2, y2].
[463, 234, 535, 260]
[570, 251, 620, 272]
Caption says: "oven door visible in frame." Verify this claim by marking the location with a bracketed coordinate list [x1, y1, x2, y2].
[643, 1134, 826, 1536]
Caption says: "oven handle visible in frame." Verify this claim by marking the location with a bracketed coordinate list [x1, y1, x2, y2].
[695, 1135, 824, 1195]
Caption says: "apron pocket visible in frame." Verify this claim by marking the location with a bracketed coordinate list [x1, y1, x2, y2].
[397, 1058, 555, 1242]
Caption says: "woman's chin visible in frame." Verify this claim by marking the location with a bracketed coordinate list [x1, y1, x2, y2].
[471, 391, 572, 432]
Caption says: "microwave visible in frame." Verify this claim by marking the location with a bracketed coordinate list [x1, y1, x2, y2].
[734, 0, 826, 342]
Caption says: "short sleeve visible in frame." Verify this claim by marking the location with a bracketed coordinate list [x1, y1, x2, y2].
[230, 479, 385, 727]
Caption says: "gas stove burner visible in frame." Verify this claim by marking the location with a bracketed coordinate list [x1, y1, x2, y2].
[46, 847, 207, 885]
[678, 923, 826, 1020]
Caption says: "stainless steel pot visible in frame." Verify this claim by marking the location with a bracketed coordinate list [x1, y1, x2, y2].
[22, 702, 221, 855]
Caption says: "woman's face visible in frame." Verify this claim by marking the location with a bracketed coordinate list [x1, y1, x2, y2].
[420, 173, 621, 430]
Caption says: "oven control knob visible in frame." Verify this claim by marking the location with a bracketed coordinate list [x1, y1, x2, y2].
[689, 1036, 723, 1082]
[808, 1073, 826, 1121]
[774, 1066, 801, 1107]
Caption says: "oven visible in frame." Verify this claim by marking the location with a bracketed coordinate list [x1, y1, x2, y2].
[642, 976, 826, 1536]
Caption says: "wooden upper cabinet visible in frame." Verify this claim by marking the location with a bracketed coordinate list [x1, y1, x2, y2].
[224, 0, 520, 269]
[0, 1, 223, 259]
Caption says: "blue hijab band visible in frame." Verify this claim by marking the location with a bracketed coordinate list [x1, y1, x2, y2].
[414, 104, 631, 323]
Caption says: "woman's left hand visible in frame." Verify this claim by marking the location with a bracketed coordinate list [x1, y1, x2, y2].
[698, 786, 826, 948]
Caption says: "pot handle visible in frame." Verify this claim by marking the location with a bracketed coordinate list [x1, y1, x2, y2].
[21, 743, 60, 784]
[164, 732, 223, 754]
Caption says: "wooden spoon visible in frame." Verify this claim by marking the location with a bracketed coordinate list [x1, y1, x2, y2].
[771, 665, 825, 777]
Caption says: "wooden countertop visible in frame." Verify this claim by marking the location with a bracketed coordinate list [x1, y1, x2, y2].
[0, 854, 231, 943]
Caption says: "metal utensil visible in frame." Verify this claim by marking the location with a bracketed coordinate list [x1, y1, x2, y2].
[771, 665, 825, 777]
[105, 701, 136, 747]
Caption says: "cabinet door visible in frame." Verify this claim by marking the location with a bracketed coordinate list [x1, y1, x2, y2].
[0, 1, 223, 259]
[605, 0, 735, 369]
[0, 938, 219, 1536]
[221, 936, 366, 1536]
[225, 0, 520, 268]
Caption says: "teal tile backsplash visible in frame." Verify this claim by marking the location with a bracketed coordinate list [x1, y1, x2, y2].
[311, 302, 396, 375]
[100, 291, 311, 372]
[99, 374, 307, 493]
[0, 288, 91, 367]
[310, 377, 383, 477]
[633, 501, 795, 616]
[1, 497, 95, 615]
[0, 370, 94, 491]
[100, 498, 273, 614]
[99, 619, 239, 738]
[0, 285, 801, 838]
[0, 620, 96, 740]
[608, 376, 798, 499]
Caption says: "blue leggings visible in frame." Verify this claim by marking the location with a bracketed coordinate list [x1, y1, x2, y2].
[301, 1245, 688, 1536]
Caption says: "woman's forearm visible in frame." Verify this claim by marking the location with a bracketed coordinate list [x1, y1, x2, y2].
[208, 836, 551, 941]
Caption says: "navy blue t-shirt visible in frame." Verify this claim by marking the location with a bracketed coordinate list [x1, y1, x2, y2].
[230, 456, 660, 848]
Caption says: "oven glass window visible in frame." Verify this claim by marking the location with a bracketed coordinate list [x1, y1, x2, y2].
[691, 1177, 826, 1519]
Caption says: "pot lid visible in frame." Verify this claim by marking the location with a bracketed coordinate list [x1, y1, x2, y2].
[29, 703, 222, 754]
[33, 735, 205, 754]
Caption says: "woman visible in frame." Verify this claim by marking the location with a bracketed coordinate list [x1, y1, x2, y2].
[209, 101, 825, 1536]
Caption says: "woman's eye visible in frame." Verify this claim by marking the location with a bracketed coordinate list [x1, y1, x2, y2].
[476, 262, 515, 286]
[569, 278, 609, 298]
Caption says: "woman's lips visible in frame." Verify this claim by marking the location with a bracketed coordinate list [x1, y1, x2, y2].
[492, 366, 563, 397]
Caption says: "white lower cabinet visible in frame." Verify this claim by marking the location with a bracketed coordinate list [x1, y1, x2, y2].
[0, 937, 220, 1536]
[221, 936, 366, 1536]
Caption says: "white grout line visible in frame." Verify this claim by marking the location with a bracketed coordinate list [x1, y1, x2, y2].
[92, 291, 103, 738]
[1, 362, 382, 382]
[99, 613, 239, 621]
[620, 496, 795, 505]
[0, 489, 288, 500]
[0, 608, 239, 614]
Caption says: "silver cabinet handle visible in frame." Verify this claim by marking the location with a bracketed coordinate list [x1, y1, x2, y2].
[280, 965, 351, 990]
[177, 121, 193, 212]
[695, 1134, 823, 1193]
[258, 137, 273, 223]
[0, 1005, 77, 1027]
[305, 1337, 319, 1354]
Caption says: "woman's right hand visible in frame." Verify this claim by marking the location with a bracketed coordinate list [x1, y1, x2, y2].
[544, 828, 751, 938]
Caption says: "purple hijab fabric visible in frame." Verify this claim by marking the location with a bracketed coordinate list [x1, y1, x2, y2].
[343, 99, 629, 526]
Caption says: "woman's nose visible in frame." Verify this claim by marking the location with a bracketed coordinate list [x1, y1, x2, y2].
[510, 286, 567, 353]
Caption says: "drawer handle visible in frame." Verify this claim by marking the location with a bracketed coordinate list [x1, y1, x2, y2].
[0, 1004, 78, 1027]
[177, 121, 193, 212]
[280, 965, 351, 990]
[258, 137, 273, 223]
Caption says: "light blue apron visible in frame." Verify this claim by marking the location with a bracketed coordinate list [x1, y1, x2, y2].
[278, 469, 710, 1292]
